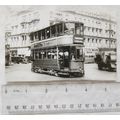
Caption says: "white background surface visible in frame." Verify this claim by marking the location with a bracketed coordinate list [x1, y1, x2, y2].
[0, 0, 120, 119]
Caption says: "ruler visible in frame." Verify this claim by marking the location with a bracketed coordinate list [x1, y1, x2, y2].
[1, 81, 120, 114]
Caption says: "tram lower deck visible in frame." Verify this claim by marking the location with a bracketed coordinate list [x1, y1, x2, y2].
[31, 46, 84, 77]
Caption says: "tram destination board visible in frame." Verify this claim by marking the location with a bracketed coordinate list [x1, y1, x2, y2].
[2, 82, 120, 114]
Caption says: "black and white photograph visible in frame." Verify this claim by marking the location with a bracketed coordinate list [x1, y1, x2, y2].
[5, 6, 117, 82]
[0, 5, 120, 115]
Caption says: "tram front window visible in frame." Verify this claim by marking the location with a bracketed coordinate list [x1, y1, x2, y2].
[71, 47, 83, 60]
[64, 23, 74, 34]
[76, 48, 83, 59]
[75, 23, 84, 36]
[71, 47, 76, 60]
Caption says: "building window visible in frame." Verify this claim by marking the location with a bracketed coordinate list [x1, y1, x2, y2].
[15, 25, 18, 29]
[92, 28, 94, 32]
[22, 24, 25, 29]
[114, 41, 116, 45]
[22, 35, 24, 40]
[106, 40, 108, 44]
[96, 28, 98, 32]
[24, 35, 26, 40]
[88, 38, 90, 43]
[96, 39, 98, 43]
[84, 38, 86, 43]
[92, 39, 94, 43]
[88, 27, 90, 31]
[98, 22, 101, 24]
[99, 29, 102, 33]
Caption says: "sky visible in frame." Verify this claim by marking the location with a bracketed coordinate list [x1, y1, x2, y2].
[0, 5, 119, 29]
[1, 5, 119, 17]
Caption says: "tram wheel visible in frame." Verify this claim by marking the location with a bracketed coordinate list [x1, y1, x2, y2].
[54, 72, 59, 77]
[38, 68, 42, 73]
[34, 68, 38, 73]
[68, 73, 73, 77]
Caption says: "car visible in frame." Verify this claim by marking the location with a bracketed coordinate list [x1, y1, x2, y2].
[94, 48, 116, 71]
[11, 56, 28, 64]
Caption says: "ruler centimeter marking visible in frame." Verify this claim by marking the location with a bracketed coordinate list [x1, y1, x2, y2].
[2, 82, 120, 114]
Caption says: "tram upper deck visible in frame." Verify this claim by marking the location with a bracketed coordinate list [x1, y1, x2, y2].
[30, 22, 84, 49]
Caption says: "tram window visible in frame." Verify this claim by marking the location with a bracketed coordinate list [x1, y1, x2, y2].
[39, 51, 42, 59]
[41, 51, 44, 59]
[51, 51, 54, 59]
[64, 23, 74, 34]
[31, 50, 34, 59]
[41, 30, 45, 40]
[38, 31, 41, 41]
[64, 51, 69, 59]
[76, 49, 83, 59]
[46, 28, 50, 39]
[51, 49, 57, 59]
[54, 53, 57, 59]
[30, 33, 34, 42]
[35, 50, 39, 60]
[35, 32, 38, 40]
[80, 24, 84, 35]
[51, 25, 56, 37]
[71, 47, 76, 60]
[34, 51, 37, 59]
[75, 27, 80, 35]
[54, 51, 57, 59]
[43, 51, 47, 59]
[47, 50, 51, 59]
[75, 23, 84, 35]
[57, 23, 63, 36]
[33, 50, 35, 59]
[58, 50, 64, 59]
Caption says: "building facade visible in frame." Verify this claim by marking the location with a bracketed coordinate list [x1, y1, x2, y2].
[50, 10, 117, 58]
[5, 9, 117, 59]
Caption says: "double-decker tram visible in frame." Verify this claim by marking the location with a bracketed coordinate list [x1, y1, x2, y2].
[30, 22, 84, 77]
